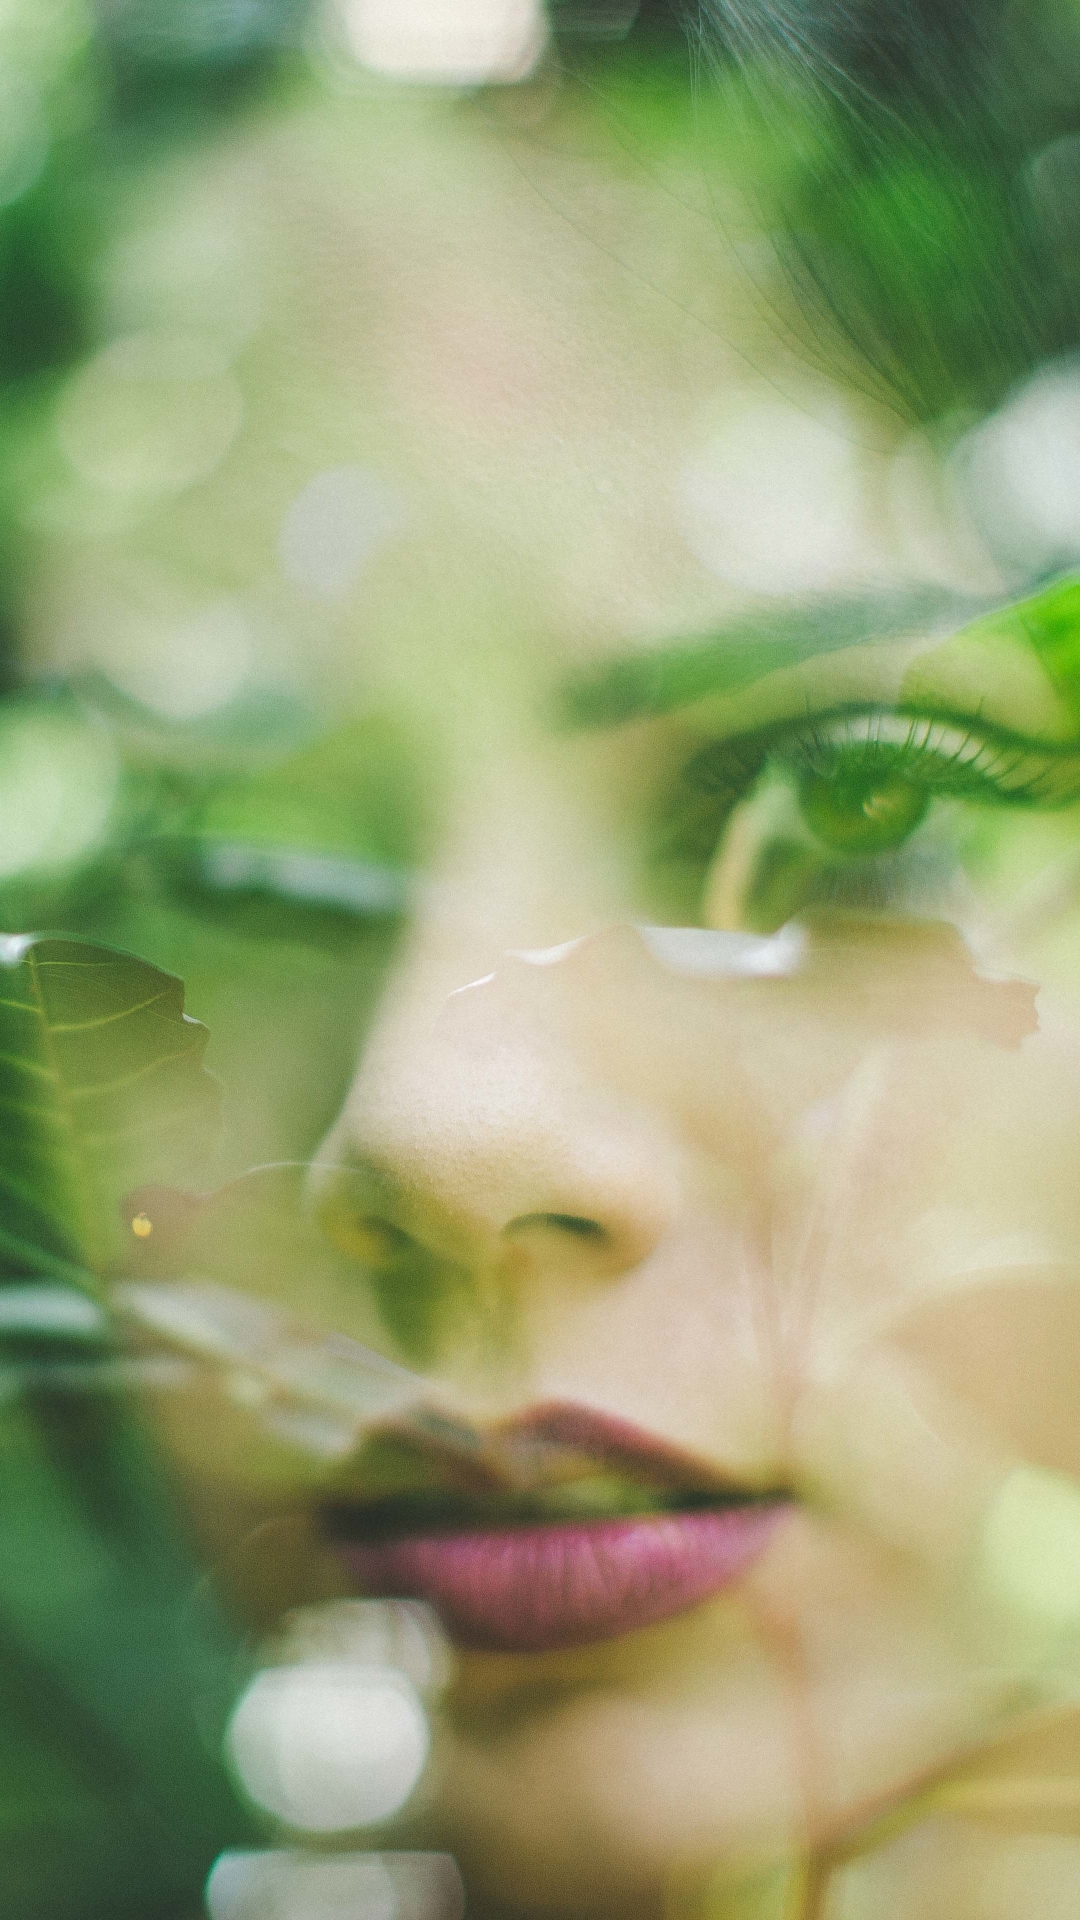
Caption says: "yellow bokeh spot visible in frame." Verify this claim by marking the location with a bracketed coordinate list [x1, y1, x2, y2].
[131, 1213, 153, 1239]
[982, 1466, 1080, 1634]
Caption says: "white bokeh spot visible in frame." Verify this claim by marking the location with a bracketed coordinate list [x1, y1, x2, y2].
[91, 597, 256, 720]
[206, 1849, 464, 1920]
[677, 393, 878, 595]
[226, 1663, 430, 1831]
[55, 330, 242, 499]
[336, 0, 547, 83]
[279, 466, 405, 599]
[959, 358, 1080, 571]
[273, 1599, 452, 1697]
[0, 708, 117, 876]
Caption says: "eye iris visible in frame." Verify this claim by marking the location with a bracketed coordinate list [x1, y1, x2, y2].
[798, 767, 929, 854]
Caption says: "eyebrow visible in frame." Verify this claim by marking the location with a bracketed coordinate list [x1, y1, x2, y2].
[557, 586, 985, 728]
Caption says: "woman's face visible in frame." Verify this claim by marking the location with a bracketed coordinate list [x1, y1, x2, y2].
[23, 64, 1080, 1918]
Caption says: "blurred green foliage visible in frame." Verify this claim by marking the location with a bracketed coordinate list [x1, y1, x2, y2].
[0, 1379, 258, 1919]
[0, 934, 256, 1918]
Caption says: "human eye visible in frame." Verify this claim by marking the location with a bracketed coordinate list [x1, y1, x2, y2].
[680, 705, 1080, 935]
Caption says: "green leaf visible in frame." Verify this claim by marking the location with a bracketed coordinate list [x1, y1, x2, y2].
[1003, 574, 1080, 723]
[0, 933, 218, 1286]
[899, 571, 1080, 733]
[0, 938, 252, 1915]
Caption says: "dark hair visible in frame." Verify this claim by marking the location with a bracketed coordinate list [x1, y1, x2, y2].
[14, 1, 1079, 424]
[548, 0, 1080, 419]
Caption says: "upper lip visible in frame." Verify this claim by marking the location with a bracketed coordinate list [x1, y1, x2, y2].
[110, 1275, 788, 1524]
[322, 1399, 788, 1534]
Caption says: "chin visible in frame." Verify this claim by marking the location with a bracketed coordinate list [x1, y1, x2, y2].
[413, 1580, 811, 1917]
[407, 1509, 1041, 1919]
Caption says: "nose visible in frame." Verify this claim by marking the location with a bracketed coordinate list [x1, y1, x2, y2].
[310, 931, 679, 1357]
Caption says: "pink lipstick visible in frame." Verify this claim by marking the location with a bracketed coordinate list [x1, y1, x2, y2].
[333, 1503, 787, 1652]
[325, 1403, 791, 1653]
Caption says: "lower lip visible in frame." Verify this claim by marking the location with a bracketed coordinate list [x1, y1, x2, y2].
[331, 1503, 790, 1653]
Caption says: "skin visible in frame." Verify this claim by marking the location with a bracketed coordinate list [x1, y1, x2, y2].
[17, 54, 1080, 1920]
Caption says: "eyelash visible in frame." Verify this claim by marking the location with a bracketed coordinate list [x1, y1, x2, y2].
[104, 708, 1080, 931]
[686, 707, 1080, 819]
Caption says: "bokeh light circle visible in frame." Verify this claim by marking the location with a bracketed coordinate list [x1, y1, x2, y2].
[205, 1848, 465, 1920]
[55, 330, 242, 499]
[226, 1662, 431, 1831]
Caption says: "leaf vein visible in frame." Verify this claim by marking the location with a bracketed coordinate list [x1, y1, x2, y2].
[47, 990, 173, 1034]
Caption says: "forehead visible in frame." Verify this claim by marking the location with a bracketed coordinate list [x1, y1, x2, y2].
[17, 72, 994, 722]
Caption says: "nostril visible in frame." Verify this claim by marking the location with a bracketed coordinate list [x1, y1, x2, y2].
[314, 1195, 471, 1363]
[505, 1212, 607, 1242]
[502, 1199, 664, 1280]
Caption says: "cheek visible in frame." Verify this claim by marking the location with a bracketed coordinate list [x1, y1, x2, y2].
[893, 1285, 1080, 1478]
[759, 1008, 1080, 1352]
[862, 1020, 1080, 1404]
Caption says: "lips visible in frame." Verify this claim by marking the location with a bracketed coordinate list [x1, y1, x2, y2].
[324, 1403, 791, 1653]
